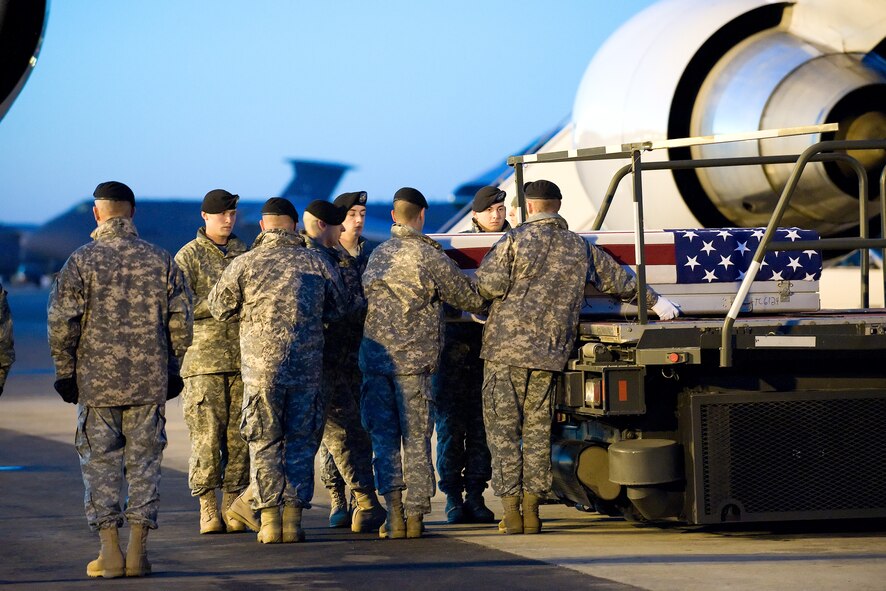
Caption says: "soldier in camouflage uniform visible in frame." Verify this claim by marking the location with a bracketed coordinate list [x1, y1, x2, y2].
[435, 186, 511, 524]
[208, 197, 346, 544]
[0, 282, 14, 397]
[317, 190, 375, 526]
[47, 182, 193, 577]
[474, 180, 679, 535]
[303, 198, 386, 533]
[174, 189, 249, 534]
[360, 187, 486, 539]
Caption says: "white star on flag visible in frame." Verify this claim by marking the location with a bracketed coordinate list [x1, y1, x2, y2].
[804, 273, 816, 281]
[716, 229, 732, 240]
[737, 269, 746, 280]
[787, 257, 802, 271]
[751, 229, 765, 240]
[684, 256, 700, 270]
[771, 270, 784, 281]
[718, 255, 734, 269]
[703, 269, 718, 283]
[734, 241, 750, 255]
[682, 231, 698, 242]
[803, 249, 817, 258]
[700, 241, 716, 255]
[784, 229, 801, 241]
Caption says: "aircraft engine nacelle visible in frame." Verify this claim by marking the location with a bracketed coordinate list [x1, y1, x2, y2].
[566, 0, 886, 235]
[0, 0, 48, 124]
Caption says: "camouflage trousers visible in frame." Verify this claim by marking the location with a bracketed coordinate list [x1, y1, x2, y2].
[182, 373, 248, 496]
[481, 362, 556, 497]
[433, 332, 491, 496]
[241, 382, 325, 509]
[75, 404, 167, 531]
[361, 372, 435, 515]
[318, 362, 375, 493]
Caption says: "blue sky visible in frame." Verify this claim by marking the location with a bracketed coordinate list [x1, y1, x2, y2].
[0, 1, 656, 224]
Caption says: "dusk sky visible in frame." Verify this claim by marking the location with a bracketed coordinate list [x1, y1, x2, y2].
[0, 1, 656, 224]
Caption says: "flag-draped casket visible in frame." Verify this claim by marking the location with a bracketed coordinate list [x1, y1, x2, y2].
[431, 228, 822, 316]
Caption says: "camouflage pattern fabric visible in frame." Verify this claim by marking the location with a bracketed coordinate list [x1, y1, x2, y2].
[176, 229, 249, 497]
[174, 228, 246, 378]
[481, 362, 556, 497]
[208, 229, 346, 509]
[318, 443, 343, 490]
[433, 320, 491, 496]
[0, 284, 13, 390]
[304, 235, 375, 493]
[182, 373, 248, 496]
[75, 404, 167, 530]
[336, 236, 373, 276]
[48, 217, 193, 405]
[359, 223, 486, 376]
[241, 383, 326, 509]
[475, 212, 658, 372]
[361, 372, 435, 515]
[207, 229, 346, 390]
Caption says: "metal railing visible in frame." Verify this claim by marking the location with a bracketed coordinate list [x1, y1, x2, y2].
[505, 125, 886, 367]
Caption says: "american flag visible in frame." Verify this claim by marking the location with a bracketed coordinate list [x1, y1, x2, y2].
[433, 227, 822, 285]
[670, 228, 821, 283]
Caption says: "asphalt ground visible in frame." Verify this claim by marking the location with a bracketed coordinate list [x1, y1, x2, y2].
[2, 285, 886, 590]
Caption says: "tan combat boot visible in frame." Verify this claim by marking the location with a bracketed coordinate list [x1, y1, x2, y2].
[199, 491, 224, 534]
[351, 490, 387, 533]
[222, 490, 247, 533]
[257, 507, 282, 544]
[522, 492, 542, 534]
[282, 505, 306, 543]
[498, 495, 523, 534]
[406, 513, 424, 539]
[225, 487, 261, 532]
[328, 484, 350, 528]
[379, 490, 406, 539]
[86, 526, 125, 578]
[125, 522, 151, 577]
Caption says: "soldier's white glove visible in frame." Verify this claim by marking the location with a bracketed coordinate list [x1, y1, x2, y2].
[652, 296, 680, 321]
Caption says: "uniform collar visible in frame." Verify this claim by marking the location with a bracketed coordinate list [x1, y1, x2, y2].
[91, 216, 138, 241]
[196, 227, 246, 254]
[251, 228, 305, 249]
[391, 223, 442, 250]
[524, 212, 568, 229]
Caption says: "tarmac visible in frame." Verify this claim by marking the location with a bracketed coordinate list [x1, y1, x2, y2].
[1, 285, 885, 590]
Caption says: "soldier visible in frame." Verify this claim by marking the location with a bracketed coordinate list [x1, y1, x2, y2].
[47, 181, 192, 577]
[174, 189, 249, 534]
[316, 191, 375, 527]
[0, 281, 13, 397]
[303, 198, 386, 532]
[474, 179, 679, 535]
[434, 186, 510, 524]
[360, 187, 486, 539]
[208, 197, 345, 544]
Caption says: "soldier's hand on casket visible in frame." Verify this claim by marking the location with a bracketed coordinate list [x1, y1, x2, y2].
[53, 377, 79, 404]
[167, 374, 185, 401]
[653, 296, 680, 321]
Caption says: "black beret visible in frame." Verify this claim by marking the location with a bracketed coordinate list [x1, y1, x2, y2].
[472, 186, 507, 212]
[93, 181, 135, 204]
[261, 197, 299, 222]
[202, 189, 239, 214]
[393, 187, 428, 209]
[524, 179, 562, 200]
[333, 191, 368, 210]
[306, 200, 347, 225]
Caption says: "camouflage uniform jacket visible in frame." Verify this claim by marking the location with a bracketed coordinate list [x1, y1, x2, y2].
[47, 217, 193, 406]
[304, 235, 367, 362]
[359, 223, 486, 376]
[207, 229, 346, 389]
[475, 212, 658, 372]
[337, 236, 374, 276]
[0, 284, 14, 389]
[175, 228, 247, 378]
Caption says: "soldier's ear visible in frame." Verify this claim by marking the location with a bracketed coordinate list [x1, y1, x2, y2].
[390, 210, 397, 223]
[92, 206, 101, 224]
